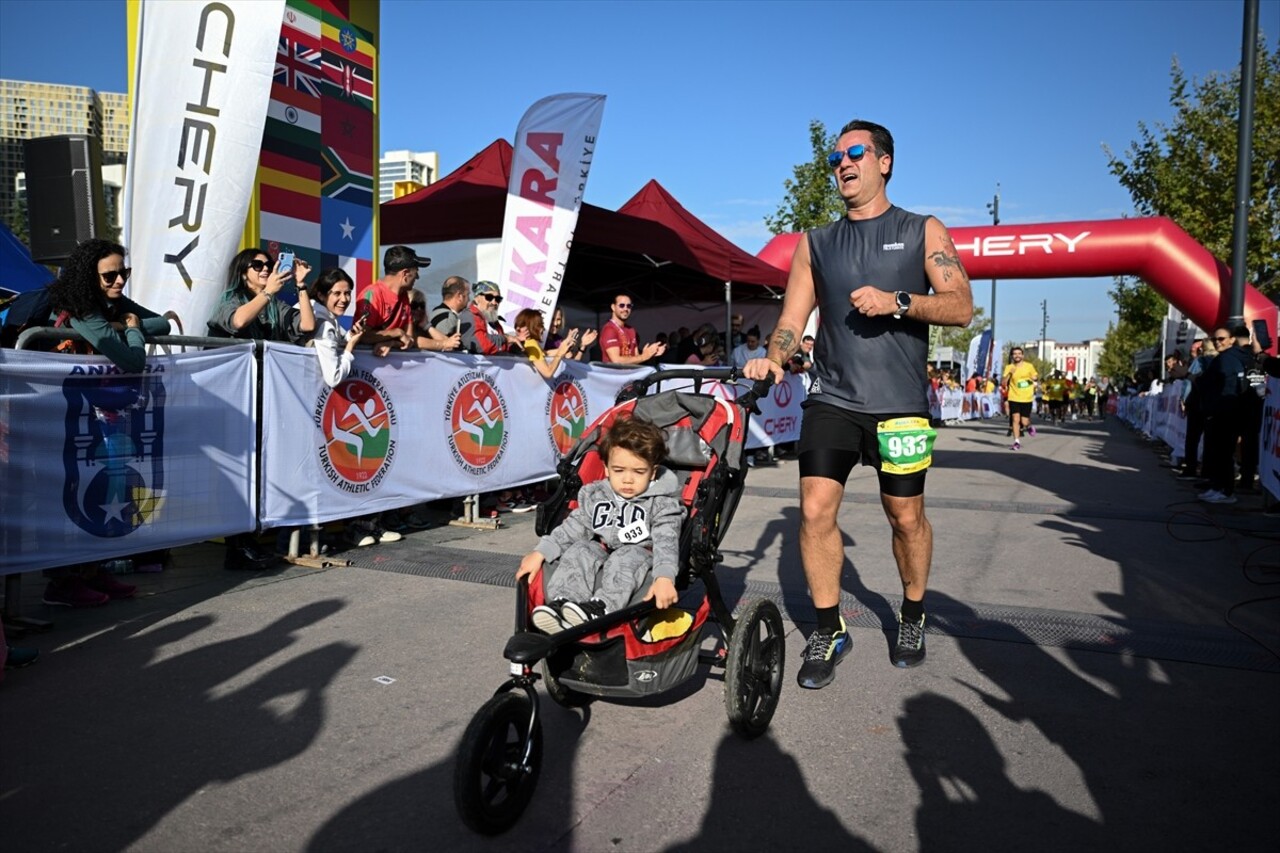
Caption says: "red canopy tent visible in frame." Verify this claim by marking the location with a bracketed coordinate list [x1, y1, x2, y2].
[381, 140, 784, 310]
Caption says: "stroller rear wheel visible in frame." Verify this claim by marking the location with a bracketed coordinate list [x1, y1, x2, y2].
[724, 598, 785, 738]
[454, 691, 542, 834]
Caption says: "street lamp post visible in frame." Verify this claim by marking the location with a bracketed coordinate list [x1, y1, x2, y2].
[986, 185, 1000, 344]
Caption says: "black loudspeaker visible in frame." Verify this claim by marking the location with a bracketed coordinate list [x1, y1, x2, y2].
[23, 135, 106, 265]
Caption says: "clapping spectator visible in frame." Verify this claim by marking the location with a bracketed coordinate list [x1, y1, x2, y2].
[514, 308, 575, 379]
[600, 292, 665, 364]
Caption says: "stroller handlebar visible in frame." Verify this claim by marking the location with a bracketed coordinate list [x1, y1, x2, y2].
[615, 367, 774, 411]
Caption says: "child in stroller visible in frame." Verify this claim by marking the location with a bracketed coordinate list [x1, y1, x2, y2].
[518, 417, 684, 631]
[454, 369, 786, 836]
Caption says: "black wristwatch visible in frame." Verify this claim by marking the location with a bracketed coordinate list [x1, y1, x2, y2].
[893, 291, 912, 319]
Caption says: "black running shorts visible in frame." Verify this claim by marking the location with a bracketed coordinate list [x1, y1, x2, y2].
[797, 402, 928, 498]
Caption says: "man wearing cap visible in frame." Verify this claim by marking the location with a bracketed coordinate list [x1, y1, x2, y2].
[600, 291, 665, 364]
[356, 245, 431, 357]
[463, 281, 525, 356]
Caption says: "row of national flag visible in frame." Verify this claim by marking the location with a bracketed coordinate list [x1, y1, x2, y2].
[260, 0, 377, 290]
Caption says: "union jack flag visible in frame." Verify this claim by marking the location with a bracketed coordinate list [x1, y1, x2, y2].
[275, 36, 323, 99]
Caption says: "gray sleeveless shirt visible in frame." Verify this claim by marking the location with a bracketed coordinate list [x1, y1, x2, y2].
[806, 206, 931, 414]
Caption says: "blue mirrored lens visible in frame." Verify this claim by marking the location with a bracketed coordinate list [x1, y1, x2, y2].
[827, 145, 867, 167]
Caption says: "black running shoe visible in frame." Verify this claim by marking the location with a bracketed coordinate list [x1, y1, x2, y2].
[561, 599, 608, 627]
[796, 620, 850, 689]
[891, 612, 926, 668]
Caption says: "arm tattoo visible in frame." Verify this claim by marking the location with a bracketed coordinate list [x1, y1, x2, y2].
[927, 234, 967, 284]
[769, 329, 797, 363]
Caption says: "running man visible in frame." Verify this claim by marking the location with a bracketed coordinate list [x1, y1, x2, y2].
[1001, 347, 1038, 450]
[743, 119, 974, 687]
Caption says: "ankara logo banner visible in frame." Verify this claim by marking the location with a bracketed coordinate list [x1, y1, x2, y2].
[61, 373, 167, 538]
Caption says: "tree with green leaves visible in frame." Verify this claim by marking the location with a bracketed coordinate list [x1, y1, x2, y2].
[1100, 42, 1278, 373]
[936, 306, 990, 359]
[766, 119, 845, 235]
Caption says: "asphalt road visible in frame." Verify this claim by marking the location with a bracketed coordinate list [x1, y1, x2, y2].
[3, 414, 1278, 852]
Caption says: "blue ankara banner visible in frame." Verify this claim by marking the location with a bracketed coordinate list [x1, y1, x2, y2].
[0, 345, 258, 574]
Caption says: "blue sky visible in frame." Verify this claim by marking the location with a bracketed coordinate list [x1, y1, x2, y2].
[1, 0, 1274, 345]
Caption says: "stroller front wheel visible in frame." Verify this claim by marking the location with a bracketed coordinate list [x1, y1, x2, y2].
[724, 598, 785, 738]
[454, 691, 543, 834]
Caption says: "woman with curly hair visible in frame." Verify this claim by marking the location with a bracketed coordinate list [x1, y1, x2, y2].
[207, 248, 315, 342]
[40, 239, 171, 606]
[45, 238, 171, 372]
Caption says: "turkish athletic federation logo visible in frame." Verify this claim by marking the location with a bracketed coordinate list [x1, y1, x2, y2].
[546, 378, 588, 455]
[62, 370, 166, 538]
[315, 372, 397, 493]
[447, 372, 508, 474]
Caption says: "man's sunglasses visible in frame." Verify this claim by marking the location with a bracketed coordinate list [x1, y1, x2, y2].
[1213, 335, 1232, 342]
[248, 259, 273, 272]
[482, 294, 503, 304]
[827, 144, 869, 167]
[616, 302, 633, 310]
[100, 268, 132, 285]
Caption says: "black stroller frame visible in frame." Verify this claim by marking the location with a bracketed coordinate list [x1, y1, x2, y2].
[454, 368, 786, 835]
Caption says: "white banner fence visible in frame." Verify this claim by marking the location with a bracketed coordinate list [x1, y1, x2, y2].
[8, 343, 1271, 575]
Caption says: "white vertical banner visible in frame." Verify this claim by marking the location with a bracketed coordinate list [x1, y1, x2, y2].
[123, 0, 285, 333]
[496, 93, 606, 338]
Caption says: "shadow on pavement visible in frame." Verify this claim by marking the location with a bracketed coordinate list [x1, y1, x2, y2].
[900, 691, 1103, 851]
[934, 591, 1279, 850]
[664, 731, 874, 853]
[1, 599, 356, 851]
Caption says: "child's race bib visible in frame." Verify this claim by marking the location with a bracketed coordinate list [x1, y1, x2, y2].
[618, 518, 650, 544]
[876, 416, 937, 475]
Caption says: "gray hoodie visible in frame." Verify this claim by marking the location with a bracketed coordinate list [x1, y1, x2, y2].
[535, 467, 684, 579]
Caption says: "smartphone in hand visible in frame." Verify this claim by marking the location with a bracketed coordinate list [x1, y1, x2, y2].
[1252, 318, 1272, 351]
[277, 251, 295, 275]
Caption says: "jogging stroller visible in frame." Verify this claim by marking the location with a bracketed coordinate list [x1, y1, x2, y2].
[454, 367, 786, 835]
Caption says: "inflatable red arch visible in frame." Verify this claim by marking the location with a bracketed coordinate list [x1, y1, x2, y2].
[757, 217, 1277, 354]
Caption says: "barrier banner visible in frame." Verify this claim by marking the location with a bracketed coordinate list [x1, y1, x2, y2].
[259, 346, 648, 526]
[124, 0, 286, 335]
[0, 346, 258, 574]
[497, 93, 606, 337]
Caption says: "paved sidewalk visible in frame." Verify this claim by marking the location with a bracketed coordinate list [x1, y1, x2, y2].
[2, 415, 1278, 852]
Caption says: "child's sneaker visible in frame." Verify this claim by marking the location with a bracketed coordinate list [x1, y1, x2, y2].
[1026, 426, 1036, 437]
[561, 599, 608, 627]
[531, 604, 567, 634]
[1011, 440, 1021, 451]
